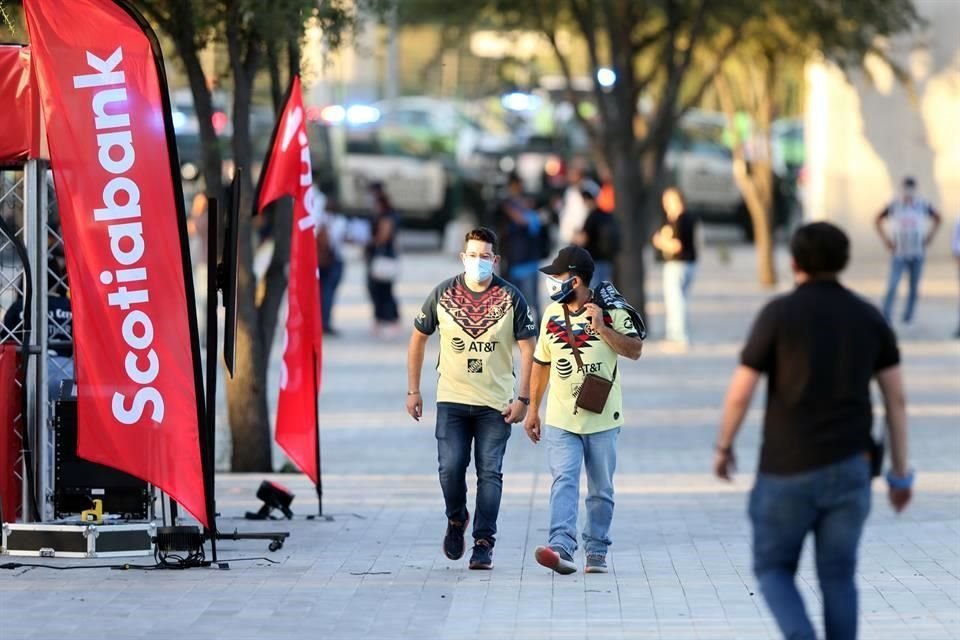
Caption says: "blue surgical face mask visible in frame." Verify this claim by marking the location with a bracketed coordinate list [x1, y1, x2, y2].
[546, 275, 577, 303]
[463, 257, 495, 283]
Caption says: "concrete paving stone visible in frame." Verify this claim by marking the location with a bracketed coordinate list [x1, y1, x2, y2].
[2, 247, 958, 640]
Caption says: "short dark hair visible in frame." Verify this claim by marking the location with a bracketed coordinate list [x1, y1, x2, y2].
[790, 222, 850, 276]
[464, 227, 499, 253]
[573, 268, 594, 285]
[902, 176, 916, 188]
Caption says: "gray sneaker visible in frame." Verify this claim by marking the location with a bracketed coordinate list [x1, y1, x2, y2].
[585, 554, 608, 573]
[534, 545, 577, 575]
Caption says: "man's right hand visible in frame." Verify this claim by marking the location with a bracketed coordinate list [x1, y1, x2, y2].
[405, 392, 423, 422]
[889, 487, 911, 513]
[884, 238, 896, 252]
[524, 413, 541, 444]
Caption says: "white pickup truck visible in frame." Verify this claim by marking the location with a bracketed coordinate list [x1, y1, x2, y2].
[336, 98, 508, 237]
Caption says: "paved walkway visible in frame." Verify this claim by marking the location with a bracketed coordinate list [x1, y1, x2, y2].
[2, 241, 959, 640]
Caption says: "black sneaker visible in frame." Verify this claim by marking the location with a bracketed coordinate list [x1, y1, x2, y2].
[442, 511, 469, 560]
[534, 545, 577, 575]
[468, 539, 494, 570]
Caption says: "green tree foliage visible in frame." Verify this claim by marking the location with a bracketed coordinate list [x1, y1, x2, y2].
[715, 0, 921, 287]
[136, 0, 337, 472]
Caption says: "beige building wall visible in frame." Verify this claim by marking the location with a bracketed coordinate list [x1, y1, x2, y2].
[804, 0, 960, 259]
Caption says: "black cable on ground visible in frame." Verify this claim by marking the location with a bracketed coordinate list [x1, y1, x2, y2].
[0, 556, 279, 572]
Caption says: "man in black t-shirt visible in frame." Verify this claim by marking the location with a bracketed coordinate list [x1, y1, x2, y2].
[713, 222, 913, 640]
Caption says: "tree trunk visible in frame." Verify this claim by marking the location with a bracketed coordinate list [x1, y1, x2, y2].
[265, 40, 283, 115]
[715, 69, 777, 286]
[734, 160, 777, 287]
[181, 51, 225, 207]
[142, 2, 224, 204]
[609, 136, 647, 316]
[224, 24, 273, 472]
[257, 197, 293, 350]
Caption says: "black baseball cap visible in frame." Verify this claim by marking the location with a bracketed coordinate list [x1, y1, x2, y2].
[540, 245, 595, 280]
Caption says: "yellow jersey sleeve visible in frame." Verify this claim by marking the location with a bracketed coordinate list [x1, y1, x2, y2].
[610, 308, 641, 338]
[533, 310, 552, 364]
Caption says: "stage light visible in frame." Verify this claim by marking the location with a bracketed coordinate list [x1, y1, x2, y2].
[245, 480, 295, 520]
[597, 67, 616, 88]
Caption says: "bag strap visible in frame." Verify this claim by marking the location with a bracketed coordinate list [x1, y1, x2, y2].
[562, 304, 620, 382]
[562, 304, 586, 373]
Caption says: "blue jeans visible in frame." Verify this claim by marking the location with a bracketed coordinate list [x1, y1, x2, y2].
[883, 256, 924, 323]
[319, 257, 343, 331]
[591, 260, 614, 289]
[750, 454, 872, 640]
[663, 260, 696, 343]
[508, 264, 540, 320]
[545, 426, 619, 556]
[436, 402, 512, 544]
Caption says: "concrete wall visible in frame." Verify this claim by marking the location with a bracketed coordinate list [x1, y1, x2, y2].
[804, 0, 960, 259]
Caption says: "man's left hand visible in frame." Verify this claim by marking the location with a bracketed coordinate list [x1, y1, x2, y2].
[584, 303, 605, 336]
[713, 448, 736, 481]
[502, 399, 528, 424]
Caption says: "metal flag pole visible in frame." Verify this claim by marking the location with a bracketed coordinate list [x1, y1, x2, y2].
[313, 350, 323, 517]
[204, 196, 220, 563]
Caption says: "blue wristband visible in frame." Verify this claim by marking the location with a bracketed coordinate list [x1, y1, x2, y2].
[885, 469, 915, 490]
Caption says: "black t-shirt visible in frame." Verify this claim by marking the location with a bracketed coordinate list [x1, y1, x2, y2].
[741, 280, 900, 474]
[582, 209, 620, 261]
[666, 212, 697, 262]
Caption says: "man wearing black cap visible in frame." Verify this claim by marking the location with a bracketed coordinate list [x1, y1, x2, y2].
[524, 245, 644, 575]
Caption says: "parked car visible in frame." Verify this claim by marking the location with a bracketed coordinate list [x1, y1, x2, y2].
[666, 111, 802, 239]
[331, 97, 506, 239]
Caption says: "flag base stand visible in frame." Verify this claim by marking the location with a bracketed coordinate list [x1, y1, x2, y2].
[200, 184, 289, 563]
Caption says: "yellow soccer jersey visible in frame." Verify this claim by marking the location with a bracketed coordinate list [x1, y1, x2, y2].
[533, 301, 640, 434]
[415, 275, 537, 410]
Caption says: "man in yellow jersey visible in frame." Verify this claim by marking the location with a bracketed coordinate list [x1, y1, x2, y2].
[524, 246, 644, 575]
[407, 228, 537, 570]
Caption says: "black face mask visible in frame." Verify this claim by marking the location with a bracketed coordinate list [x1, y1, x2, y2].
[546, 275, 577, 303]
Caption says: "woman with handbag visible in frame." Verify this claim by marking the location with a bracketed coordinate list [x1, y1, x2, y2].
[366, 189, 401, 336]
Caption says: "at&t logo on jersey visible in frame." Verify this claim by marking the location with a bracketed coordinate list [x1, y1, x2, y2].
[451, 337, 466, 353]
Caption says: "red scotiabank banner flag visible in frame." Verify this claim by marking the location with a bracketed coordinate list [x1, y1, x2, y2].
[256, 75, 323, 484]
[0, 45, 33, 166]
[24, 0, 208, 525]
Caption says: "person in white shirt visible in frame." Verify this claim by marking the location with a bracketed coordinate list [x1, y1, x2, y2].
[558, 166, 593, 245]
[875, 176, 942, 324]
[953, 217, 960, 338]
